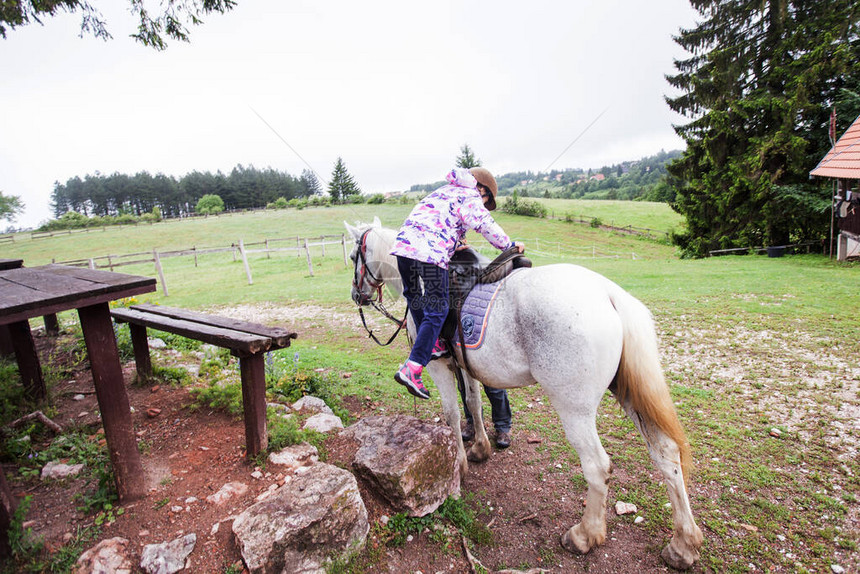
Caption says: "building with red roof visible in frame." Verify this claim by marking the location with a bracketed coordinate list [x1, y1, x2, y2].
[811, 113, 860, 260]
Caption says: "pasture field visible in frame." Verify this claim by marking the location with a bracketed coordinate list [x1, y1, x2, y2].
[2, 204, 858, 572]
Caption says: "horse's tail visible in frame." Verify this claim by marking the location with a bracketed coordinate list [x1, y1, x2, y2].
[607, 284, 691, 480]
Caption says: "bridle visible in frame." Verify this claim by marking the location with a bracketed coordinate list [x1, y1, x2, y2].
[352, 228, 408, 346]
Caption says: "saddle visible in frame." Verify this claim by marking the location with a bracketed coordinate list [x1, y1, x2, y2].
[441, 246, 532, 377]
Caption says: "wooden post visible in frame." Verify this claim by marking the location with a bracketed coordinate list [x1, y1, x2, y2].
[193, 246, 198, 268]
[296, 237, 301, 257]
[107, 255, 114, 272]
[88, 258, 96, 270]
[304, 239, 314, 276]
[0, 326, 13, 356]
[0, 470, 15, 559]
[342, 234, 349, 267]
[239, 239, 253, 285]
[9, 320, 46, 401]
[320, 235, 326, 257]
[265, 239, 270, 259]
[153, 250, 168, 297]
[78, 303, 145, 501]
[239, 354, 268, 457]
[43, 314, 60, 337]
[128, 323, 152, 382]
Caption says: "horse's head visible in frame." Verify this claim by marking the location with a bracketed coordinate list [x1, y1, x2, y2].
[344, 217, 399, 306]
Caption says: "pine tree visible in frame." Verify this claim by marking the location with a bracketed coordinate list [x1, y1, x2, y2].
[300, 169, 322, 196]
[328, 158, 360, 203]
[666, 0, 860, 257]
[456, 144, 482, 168]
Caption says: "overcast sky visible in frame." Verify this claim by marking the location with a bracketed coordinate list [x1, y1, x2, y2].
[1, 0, 698, 228]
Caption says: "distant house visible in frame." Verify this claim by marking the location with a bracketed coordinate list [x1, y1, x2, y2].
[810, 113, 860, 260]
[590, 173, 606, 181]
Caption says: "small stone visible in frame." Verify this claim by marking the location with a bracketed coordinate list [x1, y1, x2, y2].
[206, 482, 248, 505]
[139, 530, 150, 537]
[251, 471, 263, 480]
[62, 532, 74, 543]
[831, 565, 845, 574]
[41, 461, 85, 480]
[146, 408, 161, 418]
[406, 534, 413, 542]
[73, 394, 86, 401]
[199, 446, 209, 451]
[379, 515, 389, 526]
[170, 506, 184, 513]
[614, 501, 637, 516]
[342, 372, 353, 379]
[740, 523, 759, 533]
[184, 497, 198, 504]
[78, 412, 89, 418]
[634, 516, 644, 524]
[769, 428, 782, 438]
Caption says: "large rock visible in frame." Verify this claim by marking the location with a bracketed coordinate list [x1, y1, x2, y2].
[302, 413, 343, 433]
[232, 462, 368, 574]
[74, 537, 134, 574]
[340, 415, 460, 516]
[268, 443, 319, 472]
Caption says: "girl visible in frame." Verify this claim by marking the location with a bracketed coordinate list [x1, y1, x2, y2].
[390, 167, 524, 399]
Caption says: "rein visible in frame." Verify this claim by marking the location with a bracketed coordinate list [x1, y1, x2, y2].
[353, 229, 408, 346]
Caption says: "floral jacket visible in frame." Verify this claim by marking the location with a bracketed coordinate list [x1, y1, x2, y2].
[390, 168, 512, 269]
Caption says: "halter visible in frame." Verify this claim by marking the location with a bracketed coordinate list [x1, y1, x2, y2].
[353, 228, 408, 346]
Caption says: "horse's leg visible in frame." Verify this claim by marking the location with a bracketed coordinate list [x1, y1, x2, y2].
[462, 371, 492, 462]
[426, 360, 468, 477]
[617, 398, 703, 569]
[539, 390, 611, 555]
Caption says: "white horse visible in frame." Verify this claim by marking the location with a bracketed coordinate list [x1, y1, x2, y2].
[345, 219, 703, 570]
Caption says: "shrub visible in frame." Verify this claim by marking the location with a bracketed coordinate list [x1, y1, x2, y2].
[500, 191, 547, 218]
[367, 193, 386, 204]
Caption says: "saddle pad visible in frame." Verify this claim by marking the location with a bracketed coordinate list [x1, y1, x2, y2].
[455, 268, 524, 349]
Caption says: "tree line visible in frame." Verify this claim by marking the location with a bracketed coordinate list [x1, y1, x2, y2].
[50, 165, 322, 219]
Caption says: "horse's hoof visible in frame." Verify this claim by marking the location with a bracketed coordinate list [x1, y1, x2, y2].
[560, 527, 591, 555]
[466, 450, 488, 463]
[661, 541, 698, 570]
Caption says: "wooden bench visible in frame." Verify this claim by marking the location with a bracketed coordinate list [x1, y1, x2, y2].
[110, 303, 297, 457]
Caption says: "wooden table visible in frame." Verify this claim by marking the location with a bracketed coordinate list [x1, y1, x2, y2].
[0, 265, 156, 501]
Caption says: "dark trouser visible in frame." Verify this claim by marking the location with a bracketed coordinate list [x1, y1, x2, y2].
[460, 382, 512, 433]
[396, 256, 449, 367]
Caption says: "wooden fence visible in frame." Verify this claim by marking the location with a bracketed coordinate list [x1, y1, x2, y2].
[54, 234, 349, 296]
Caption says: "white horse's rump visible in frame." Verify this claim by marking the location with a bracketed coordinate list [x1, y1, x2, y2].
[345, 220, 703, 570]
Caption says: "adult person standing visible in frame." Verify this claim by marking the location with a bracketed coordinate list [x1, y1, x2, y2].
[389, 167, 524, 400]
[460, 384, 512, 448]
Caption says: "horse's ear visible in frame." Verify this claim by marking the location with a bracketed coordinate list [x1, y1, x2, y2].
[344, 221, 360, 240]
[372, 216, 381, 228]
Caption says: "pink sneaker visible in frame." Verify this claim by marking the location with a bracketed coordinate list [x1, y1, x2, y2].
[394, 362, 430, 400]
[430, 338, 450, 360]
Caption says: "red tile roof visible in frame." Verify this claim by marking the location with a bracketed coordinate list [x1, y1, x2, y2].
[811, 113, 860, 179]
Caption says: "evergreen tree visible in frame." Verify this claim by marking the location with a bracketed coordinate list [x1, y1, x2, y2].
[300, 169, 322, 196]
[0, 191, 24, 223]
[1, 0, 237, 50]
[328, 158, 360, 203]
[456, 144, 482, 168]
[666, 0, 860, 257]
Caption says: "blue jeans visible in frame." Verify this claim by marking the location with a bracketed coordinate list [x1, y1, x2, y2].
[460, 383, 512, 433]
[396, 256, 449, 367]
